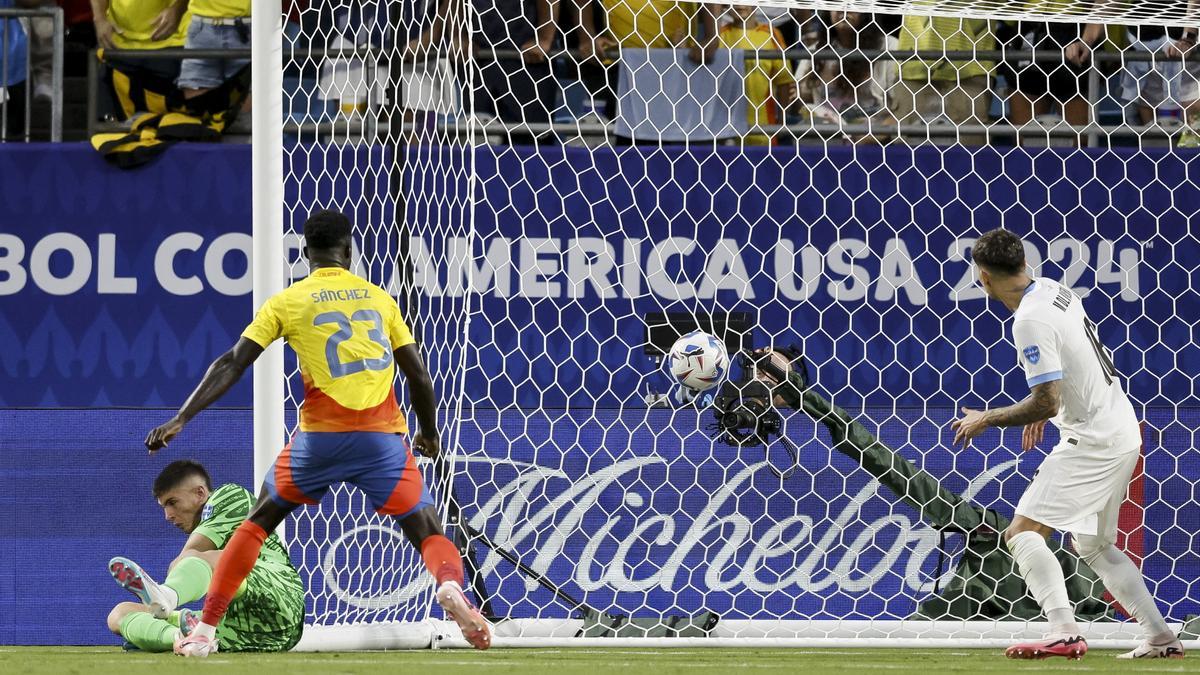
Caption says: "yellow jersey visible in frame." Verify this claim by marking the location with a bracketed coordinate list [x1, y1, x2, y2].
[107, 0, 190, 50]
[242, 267, 416, 434]
[719, 22, 792, 146]
[898, 15, 995, 82]
[603, 0, 696, 48]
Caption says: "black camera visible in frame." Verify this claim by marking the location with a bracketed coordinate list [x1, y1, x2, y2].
[709, 347, 807, 477]
[712, 379, 782, 447]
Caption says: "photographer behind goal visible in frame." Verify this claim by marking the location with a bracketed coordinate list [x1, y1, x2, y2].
[703, 347, 1114, 623]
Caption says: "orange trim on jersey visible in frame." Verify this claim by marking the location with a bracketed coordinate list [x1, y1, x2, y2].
[300, 376, 409, 434]
[377, 449, 424, 516]
[274, 442, 317, 505]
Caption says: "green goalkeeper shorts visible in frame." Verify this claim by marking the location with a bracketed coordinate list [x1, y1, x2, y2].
[215, 559, 305, 652]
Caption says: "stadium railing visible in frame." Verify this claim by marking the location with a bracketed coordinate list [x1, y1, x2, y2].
[0, 6, 63, 142]
[84, 44, 1191, 146]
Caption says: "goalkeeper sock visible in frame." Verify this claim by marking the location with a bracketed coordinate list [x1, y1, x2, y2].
[1008, 530, 1079, 634]
[1077, 538, 1173, 643]
[163, 556, 212, 606]
[119, 611, 178, 653]
[420, 534, 465, 587]
[199, 520, 266, 633]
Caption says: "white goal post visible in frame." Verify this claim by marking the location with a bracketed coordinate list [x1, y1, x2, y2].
[252, 0, 1200, 650]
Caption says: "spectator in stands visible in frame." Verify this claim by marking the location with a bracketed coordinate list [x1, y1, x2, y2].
[1164, 26, 1200, 146]
[791, 5, 815, 54]
[791, 9, 826, 116]
[804, 10, 848, 120]
[0, 0, 28, 139]
[793, 11, 898, 125]
[866, 15, 904, 116]
[20, 0, 55, 101]
[716, 4, 793, 40]
[23, 0, 96, 100]
[827, 12, 876, 118]
[91, 0, 190, 83]
[891, 15, 995, 145]
[412, 0, 558, 143]
[577, 0, 718, 136]
[996, 19, 1104, 134]
[393, 0, 455, 139]
[151, 0, 249, 101]
[719, 4, 796, 145]
[579, 0, 717, 63]
[1122, 24, 1200, 141]
[316, 1, 387, 118]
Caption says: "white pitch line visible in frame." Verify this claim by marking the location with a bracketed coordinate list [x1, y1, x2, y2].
[389, 657, 809, 670]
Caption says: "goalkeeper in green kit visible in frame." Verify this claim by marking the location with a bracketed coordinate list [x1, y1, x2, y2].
[728, 348, 1115, 623]
[105, 460, 304, 652]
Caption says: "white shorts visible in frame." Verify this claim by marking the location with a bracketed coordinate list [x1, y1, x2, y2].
[1014, 439, 1140, 540]
[1120, 34, 1200, 108]
[396, 59, 458, 114]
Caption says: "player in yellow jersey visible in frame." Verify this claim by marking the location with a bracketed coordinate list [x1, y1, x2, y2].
[144, 210, 491, 657]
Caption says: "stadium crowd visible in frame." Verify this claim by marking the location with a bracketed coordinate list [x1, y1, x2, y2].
[5, 0, 1200, 146]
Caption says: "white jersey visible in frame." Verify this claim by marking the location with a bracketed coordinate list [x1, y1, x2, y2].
[1012, 277, 1140, 453]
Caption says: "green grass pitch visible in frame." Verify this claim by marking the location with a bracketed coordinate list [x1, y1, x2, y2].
[2, 647, 1198, 674]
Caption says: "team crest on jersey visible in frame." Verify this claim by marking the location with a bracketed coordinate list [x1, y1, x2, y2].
[1023, 345, 1041, 364]
[201, 503, 213, 522]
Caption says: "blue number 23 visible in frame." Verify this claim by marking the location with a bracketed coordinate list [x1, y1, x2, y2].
[313, 309, 393, 378]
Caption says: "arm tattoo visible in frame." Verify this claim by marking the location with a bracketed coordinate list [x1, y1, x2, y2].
[984, 381, 1061, 428]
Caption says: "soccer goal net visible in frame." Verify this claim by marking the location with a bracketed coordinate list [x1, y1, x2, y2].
[261, 0, 1200, 650]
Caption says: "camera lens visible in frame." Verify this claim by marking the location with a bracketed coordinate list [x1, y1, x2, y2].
[721, 410, 745, 429]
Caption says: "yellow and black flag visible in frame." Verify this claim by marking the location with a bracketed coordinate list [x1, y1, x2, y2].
[92, 51, 252, 168]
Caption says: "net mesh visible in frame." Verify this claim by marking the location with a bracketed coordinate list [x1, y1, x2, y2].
[724, 1, 1200, 25]
[277, 0, 1199, 648]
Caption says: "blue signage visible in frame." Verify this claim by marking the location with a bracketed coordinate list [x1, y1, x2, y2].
[403, 145, 1198, 410]
[0, 143, 392, 407]
[2, 145, 1198, 409]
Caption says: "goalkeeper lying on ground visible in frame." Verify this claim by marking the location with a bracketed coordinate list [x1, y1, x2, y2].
[105, 460, 305, 652]
[744, 350, 1113, 621]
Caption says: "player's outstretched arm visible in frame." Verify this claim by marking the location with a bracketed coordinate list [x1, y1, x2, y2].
[951, 380, 1061, 448]
[145, 338, 264, 452]
[395, 343, 440, 458]
[174, 529, 218, 563]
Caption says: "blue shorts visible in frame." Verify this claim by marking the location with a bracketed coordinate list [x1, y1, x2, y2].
[177, 17, 251, 90]
[263, 431, 435, 519]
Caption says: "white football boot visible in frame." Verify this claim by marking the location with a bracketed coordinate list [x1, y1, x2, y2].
[108, 556, 177, 619]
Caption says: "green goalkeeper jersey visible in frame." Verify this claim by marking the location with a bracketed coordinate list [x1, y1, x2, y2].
[195, 484, 305, 652]
[195, 484, 291, 566]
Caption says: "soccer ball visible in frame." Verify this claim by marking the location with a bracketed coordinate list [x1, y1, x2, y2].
[668, 330, 729, 392]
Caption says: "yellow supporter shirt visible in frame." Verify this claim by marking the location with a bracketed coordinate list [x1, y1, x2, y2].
[603, 0, 695, 48]
[719, 22, 792, 145]
[108, 0, 190, 50]
[190, 0, 250, 19]
[241, 267, 417, 434]
[898, 15, 995, 82]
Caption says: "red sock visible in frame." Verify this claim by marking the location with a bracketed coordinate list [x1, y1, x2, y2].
[420, 534, 465, 587]
[201, 520, 267, 625]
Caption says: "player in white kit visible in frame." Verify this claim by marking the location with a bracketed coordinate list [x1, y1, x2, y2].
[951, 229, 1184, 661]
